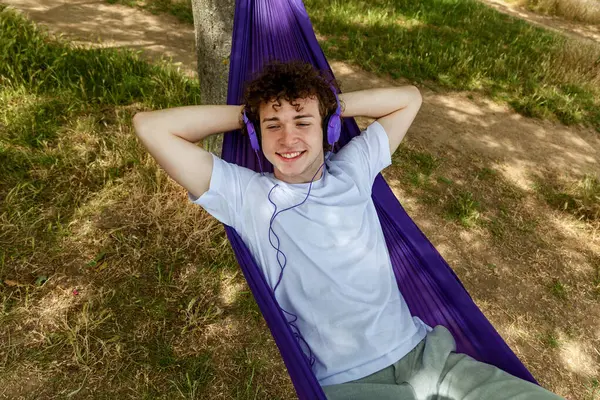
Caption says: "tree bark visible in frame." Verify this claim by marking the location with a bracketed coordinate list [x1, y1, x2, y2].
[190, 0, 235, 154]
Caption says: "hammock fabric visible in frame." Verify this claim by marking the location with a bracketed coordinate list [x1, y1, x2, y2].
[221, 0, 536, 398]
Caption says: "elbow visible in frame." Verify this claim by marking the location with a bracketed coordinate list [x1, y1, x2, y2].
[408, 85, 422, 105]
[132, 111, 150, 137]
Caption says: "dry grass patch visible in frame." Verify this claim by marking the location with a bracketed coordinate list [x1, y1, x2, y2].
[514, 0, 600, 24]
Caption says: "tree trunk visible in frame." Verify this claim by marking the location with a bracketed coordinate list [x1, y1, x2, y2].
[190, 0, 236, 154]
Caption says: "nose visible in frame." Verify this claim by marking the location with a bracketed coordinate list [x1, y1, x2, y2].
[279, 125, 299, 147]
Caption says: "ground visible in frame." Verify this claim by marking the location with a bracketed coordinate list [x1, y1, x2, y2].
[480, 0, 600, 43]
[1, 0, 599, 399]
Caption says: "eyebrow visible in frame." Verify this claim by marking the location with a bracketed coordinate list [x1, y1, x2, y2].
[262, 114, 315, 123]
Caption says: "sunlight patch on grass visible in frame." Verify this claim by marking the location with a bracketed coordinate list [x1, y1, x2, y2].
[219, 270, 246, 307]
[559, 338, 599, 377]
[35, 285, 87, 333]
[500, 161, 540, 192]
[493, 310, 537, 344]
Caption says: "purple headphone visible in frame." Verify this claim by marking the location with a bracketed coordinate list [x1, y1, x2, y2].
[242, 84, 342, 154]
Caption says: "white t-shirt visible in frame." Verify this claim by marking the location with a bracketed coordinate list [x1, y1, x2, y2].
[192, 121, 430, 386]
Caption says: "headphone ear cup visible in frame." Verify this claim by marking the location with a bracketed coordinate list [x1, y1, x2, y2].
[326, 112, 341, 145]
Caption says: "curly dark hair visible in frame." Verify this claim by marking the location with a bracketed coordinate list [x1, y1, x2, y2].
[241, 60, 341, 150]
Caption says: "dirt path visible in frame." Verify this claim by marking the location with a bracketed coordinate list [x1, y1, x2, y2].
[3, 0, 199, 76]
[479, 0, 600, 44]
[3, 1, 599, 399]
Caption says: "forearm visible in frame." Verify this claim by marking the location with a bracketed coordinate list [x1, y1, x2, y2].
[132, 105, 244, 198]
[339, 86, 421, 119]
[133, 104, 243, 143]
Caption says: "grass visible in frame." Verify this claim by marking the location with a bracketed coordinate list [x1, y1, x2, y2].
[234, 290, 263, 323]
[305, 0, 600, 131]
[392, 146, 485, 228]
[534, 173, 600, 223]
[395, 147, 439, 188]
[445, 191, 482, 227]
[0, 6, 292, 399]
[588, 378, 600, 400]
[550, 280, 568, 299]
[590, 254, 600, 298]
[541, 332, 561, 348]
[392, 143, 599, 238]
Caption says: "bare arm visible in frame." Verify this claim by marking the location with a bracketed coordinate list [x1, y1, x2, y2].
[339, 86, 422, 155]
[133, 105, 243, 199]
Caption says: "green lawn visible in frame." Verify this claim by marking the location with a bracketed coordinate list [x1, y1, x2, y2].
[0, 6, 291, 398]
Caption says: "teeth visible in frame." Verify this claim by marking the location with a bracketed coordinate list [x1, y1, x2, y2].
[281, 151, 301, 159]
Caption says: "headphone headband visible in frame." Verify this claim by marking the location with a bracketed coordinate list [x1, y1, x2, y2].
[327, 84, 342, 146]
[243, 110, 260, 151]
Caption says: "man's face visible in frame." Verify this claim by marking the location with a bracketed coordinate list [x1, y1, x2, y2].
[259, 96, 325, 184]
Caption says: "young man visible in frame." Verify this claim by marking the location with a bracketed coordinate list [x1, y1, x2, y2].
[134, 61, 562, 399]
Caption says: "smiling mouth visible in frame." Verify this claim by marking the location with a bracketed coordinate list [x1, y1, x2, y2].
[276, 151, 306, 161]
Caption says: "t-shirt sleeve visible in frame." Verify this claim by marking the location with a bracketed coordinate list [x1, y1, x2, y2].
[333, 121, 392, 193]
[189, 153, 256, 229]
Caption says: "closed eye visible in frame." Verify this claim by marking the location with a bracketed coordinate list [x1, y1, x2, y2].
[267, 123, 310, 129]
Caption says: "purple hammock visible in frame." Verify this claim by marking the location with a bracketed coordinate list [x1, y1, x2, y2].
[220, 0, 536, 398]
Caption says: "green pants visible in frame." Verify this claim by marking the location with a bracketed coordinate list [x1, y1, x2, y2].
[322, 326, 563, 400]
